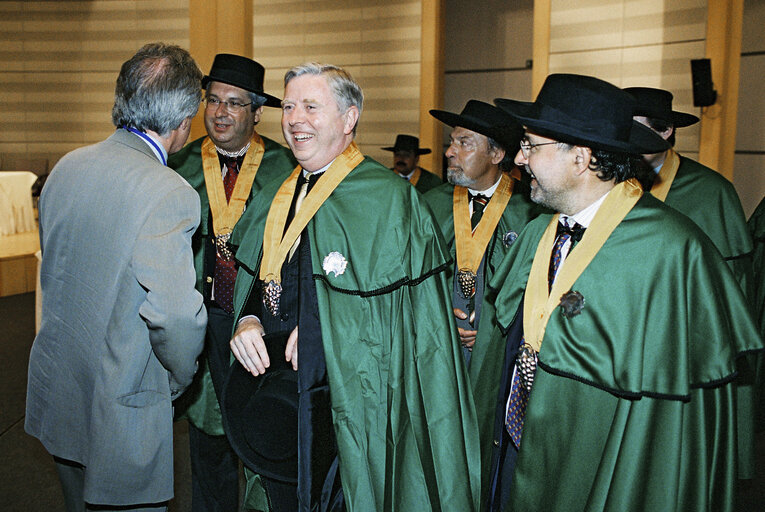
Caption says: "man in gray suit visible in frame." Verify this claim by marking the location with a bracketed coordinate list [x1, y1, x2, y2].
[25, 43, 207, 512]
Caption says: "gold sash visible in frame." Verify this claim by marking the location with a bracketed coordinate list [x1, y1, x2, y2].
[409, 167, 422, 186]
[259, 142, 364, 285]
[523, 179, 642, 353]
[649, 148, 679, 202]
[202, 134, 264, 237]
[454, 172, 515, 274]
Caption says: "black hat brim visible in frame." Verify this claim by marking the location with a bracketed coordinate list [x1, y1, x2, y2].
[220, 332, 298, 483]
[429, 109, 505, 143]
[202, 75, 282, 109]
[495, 98, 670, 154]
[381, 146, 431, 155]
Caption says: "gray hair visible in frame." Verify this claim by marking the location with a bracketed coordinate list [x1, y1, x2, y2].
[284, 62, 363, 134]
[112, 42, 203, 136]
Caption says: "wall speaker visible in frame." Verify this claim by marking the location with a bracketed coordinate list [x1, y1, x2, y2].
[690, 58, 717, 107]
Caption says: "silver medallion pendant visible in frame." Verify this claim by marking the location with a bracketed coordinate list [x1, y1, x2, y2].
[214, 232, 234, 260]
[516, 343, 538, 392]
[456, 269, 477, 299]
[263, 280, 282, 316]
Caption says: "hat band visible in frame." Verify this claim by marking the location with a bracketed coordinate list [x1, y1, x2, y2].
[536, 103, 630, 143]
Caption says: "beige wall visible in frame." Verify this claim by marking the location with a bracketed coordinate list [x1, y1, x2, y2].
[547, 0, 707, 160]
[247, 0, 424, 168]
[734, 0, 765, 216]
[0, 0, 190, 168]
[441, 0, 534, 169]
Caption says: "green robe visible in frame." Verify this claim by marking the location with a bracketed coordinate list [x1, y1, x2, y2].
[484, 193, 762, 511]
[412, 166, 443, 194]
[424, 178, 544, 503]
[655, 154, 758, 477]
[169, 135, 296, 434]
[747, 197, 765, 430]
[657, 154, 753, 290]
[231, 155, 481, 510]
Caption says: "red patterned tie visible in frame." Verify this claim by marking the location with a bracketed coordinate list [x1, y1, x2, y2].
[213, 156, 240, 313]
[505, 219, 585, 447]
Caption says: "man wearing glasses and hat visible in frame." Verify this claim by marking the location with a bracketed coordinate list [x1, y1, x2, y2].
[482, 74, 762, 511]
[170, 53, 295, 512]
[626, 87, 760, 483]
[382, 134, 442, 193]
[423, 100, 541, 501]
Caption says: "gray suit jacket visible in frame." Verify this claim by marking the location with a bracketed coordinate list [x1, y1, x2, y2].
[25, 129, 207, 506]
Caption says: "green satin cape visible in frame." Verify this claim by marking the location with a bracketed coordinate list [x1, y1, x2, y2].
[655, 154, 758, 477]
[231, 156, 481, 511]
[487, 193, 763, 511]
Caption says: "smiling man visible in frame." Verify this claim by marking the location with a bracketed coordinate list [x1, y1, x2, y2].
[481, 74, 763, 511]
[225, 62, 480, 511]
[169, 54, 295, 512]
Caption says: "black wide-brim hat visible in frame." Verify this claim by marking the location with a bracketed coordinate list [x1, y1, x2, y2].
[430, 100, 524, 152]
[382, 134, 431, 155]
[624, 87, 700, 128]
[495, 74, 670, 154]
[221, 332, 298, 483]
[202, 53, 282, 108]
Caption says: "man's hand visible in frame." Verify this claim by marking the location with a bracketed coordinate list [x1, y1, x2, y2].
[453, 308, 477, 351]
[285, 326, 298, 370]
[230, 317, 269, 376]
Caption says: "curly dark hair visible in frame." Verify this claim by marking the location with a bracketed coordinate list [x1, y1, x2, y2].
[588, 149, 652, 184]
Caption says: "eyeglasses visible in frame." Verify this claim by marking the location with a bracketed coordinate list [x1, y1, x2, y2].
[205, 96, 253, 113]
[519, 138, 558, 157]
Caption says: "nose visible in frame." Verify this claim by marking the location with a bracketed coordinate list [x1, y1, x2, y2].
[445, 144, 455, 159]
[214, 102, 228, 117]
[514, 148, 527, 167]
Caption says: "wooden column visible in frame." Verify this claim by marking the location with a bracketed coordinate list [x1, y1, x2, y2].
[188, 0, 253, 140]
[418, 0, 444, 176]
[698, 0, 744, 179]
[531, 0, 551, 97]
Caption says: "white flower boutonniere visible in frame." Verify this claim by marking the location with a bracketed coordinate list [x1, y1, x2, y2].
[322, 251, 347, 277]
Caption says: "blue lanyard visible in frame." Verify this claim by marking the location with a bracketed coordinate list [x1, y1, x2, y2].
[123, 126, 167, 166]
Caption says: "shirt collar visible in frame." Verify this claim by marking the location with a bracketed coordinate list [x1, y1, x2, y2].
[302, 160, 334, 178]
[468, 175, 502, 198]
[560, 190, 610, 228]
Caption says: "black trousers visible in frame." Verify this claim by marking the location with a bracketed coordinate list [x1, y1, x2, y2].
[54, 456, 168, 512]
[189, 306, 239, 512]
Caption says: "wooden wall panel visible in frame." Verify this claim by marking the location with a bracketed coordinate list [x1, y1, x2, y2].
[0, 0, 190, 169]
[249, 0, 423, 167]
[548, 0, 707, 155]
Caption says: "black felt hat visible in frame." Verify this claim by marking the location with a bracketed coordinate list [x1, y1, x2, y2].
[429, 100, 524, 152]
[624, 87, 700, 128]
[494, 74, 670, 154]
[202, 54, 282, 108]
[382, 134, 431, 155]
[221, 332, 298, 483]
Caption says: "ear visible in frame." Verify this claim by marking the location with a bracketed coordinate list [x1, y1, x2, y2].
[572, 146, 592, 176]
[252, 106, 264, 125]
[489, 145, 506, 166]
[179, 116, 192, 131]
[659, 125, 674, 141]
[342, 106, 360, 135]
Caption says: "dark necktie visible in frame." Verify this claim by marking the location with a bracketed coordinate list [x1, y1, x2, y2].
[213, 154, 243, 313]
[505, 219, 586, 447]
[221, 155, 241, 202]
[288, 172, 323, 261]
[548, 220, 586, 291]
[470, 193, 489, 231]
